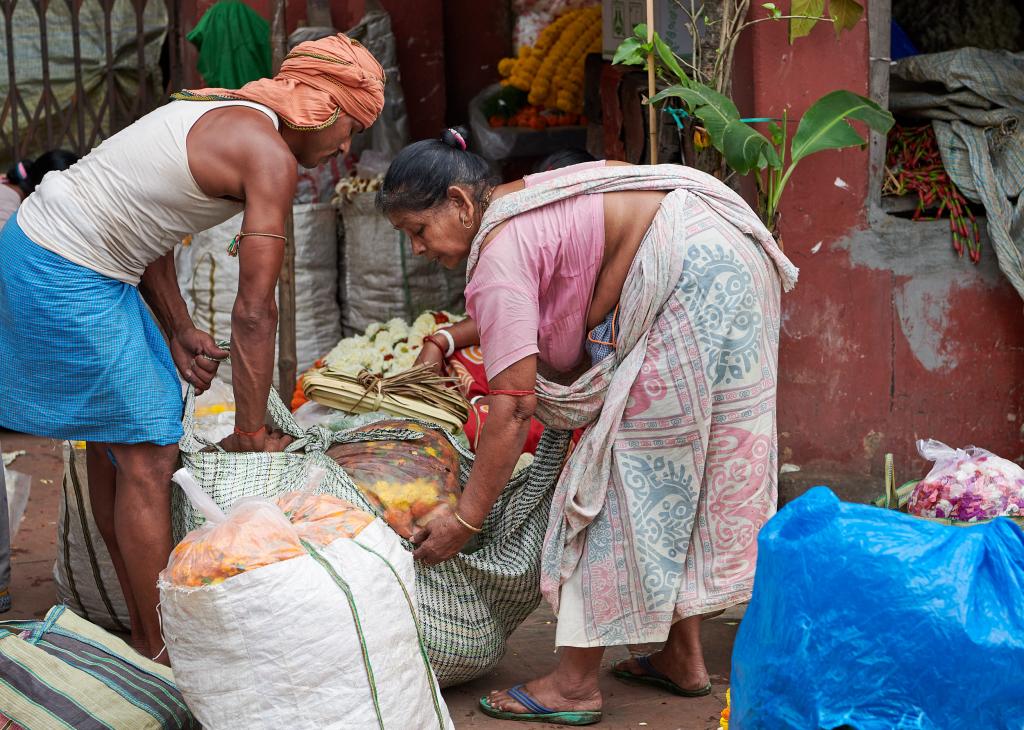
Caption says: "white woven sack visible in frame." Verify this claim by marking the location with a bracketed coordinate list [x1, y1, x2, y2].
[338, 192, 465, 336]
[53, 443, 131, 633]
[160, 474, 453, 730]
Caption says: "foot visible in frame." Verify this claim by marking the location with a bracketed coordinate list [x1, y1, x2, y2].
[486, 671, 602, 717]
[613, 649, 710, 694]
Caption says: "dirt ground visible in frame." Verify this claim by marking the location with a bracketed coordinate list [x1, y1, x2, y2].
[2, 431, 735, 730]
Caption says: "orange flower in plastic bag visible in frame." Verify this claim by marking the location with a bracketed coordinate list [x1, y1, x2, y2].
[165, 490, 375, 588]
[277, 491, 374, 546]
[328, 420, 461, 539]
[166, 501, 305, 587]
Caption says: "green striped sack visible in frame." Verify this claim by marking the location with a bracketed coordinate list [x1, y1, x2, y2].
[174, 387, 571, 687]
[0, 605, 197, 730]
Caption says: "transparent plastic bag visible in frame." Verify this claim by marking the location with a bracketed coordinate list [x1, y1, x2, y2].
[5, 467, 31, 542]
[327, 420, 461, 539]
[277, 490, 374, 547]
[908, 439, 1024, 521]
[164, 470, 373, 587]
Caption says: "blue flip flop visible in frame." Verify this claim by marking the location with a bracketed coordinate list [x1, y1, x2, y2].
[612, 655, 712, 697]
[479, 684, 602, 726]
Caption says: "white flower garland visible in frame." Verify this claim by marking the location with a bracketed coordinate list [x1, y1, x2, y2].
[323, 310, 466, 376]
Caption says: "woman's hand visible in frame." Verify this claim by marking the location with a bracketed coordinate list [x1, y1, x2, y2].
[411, 504, 475, 565]
[414, 338, 446, 373]
[170, 327, 228, 394]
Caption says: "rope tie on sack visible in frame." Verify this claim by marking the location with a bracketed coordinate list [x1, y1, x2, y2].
[349, 365, 467, 420]
[293, 423, 424, 455]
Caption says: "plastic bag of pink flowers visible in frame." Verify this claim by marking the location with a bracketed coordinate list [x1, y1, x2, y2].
[908, 440, 1024, 522]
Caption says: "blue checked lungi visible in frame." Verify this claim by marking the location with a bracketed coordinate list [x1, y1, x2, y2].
[0, 212, 183, 445]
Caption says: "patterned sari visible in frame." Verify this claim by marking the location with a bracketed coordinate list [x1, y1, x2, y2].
[469, 165, 797, 647]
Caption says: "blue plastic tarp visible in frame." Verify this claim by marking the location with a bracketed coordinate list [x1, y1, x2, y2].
[731, 487, 1024, 730]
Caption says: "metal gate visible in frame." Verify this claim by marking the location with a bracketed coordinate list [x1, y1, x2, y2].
[0, 0, 186, 166]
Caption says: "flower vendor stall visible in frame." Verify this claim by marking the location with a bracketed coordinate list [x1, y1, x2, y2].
[468, 4, 600, 162]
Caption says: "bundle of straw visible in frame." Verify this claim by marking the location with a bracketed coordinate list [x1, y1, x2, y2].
[302, 364, 470, 433]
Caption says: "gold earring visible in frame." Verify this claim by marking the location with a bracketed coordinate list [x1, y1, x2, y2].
[461, 216, 472, 229]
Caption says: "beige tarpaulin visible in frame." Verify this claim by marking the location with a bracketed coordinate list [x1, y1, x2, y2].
[0, 0, 168, 165]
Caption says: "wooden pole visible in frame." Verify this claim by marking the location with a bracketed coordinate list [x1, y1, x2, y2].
[271, 0, 298, 399]
[646, 0, 657, 165]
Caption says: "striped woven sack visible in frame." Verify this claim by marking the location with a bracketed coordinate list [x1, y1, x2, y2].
[173, 386, 571, 687]
[0, 605, 197, 730]
[53, 443, 132, 634]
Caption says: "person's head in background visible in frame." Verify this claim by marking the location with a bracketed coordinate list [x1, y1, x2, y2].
[534, 148, 596, 173]
[6, 149, 80, 199]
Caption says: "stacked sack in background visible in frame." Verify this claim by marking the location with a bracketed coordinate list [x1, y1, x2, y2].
[53, 442, 131, 633]
[176, 201, 341, 384]
[335, 173, 466, 336]
[161, 469, 453, 729]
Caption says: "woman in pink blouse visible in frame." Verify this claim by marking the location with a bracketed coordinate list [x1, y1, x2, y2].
[378, 127, 797, 725]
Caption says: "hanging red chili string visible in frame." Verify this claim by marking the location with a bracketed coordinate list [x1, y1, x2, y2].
[883, 124, 982, 263]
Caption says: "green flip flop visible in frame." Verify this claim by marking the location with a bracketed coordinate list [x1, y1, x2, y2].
[612, 655, 712, 697]
[479, 685, 602, 726]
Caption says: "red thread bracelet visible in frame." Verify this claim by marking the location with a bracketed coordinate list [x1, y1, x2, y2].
[423, 335, 449, 359]
[489, 389, 535, 397]
[233, 424, 267, 437]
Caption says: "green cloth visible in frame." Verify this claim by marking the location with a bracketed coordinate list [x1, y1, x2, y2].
[187, 0, 271, 89]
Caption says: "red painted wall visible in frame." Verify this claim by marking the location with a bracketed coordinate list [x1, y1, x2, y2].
[378, 0, 447, 140]
[739, 6, 1024, 494]
[180, 1, 448, 140]
[179, 0, 364, 87]
[442, 0, 513, 126]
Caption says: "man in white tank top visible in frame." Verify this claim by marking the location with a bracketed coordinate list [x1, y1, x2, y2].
[0, 34, 384, 662]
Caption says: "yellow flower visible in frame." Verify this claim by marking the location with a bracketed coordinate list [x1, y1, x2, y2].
[719, 688, 731, 730]
[547, 7, 601, 113]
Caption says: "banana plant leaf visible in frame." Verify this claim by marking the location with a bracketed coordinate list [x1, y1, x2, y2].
[790, 89, 894, 164]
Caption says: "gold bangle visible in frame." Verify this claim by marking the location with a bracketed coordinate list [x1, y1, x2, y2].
[453, 510, 482, 534]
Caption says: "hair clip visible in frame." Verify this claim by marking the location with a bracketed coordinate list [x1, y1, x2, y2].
[448, 128, 467, 150]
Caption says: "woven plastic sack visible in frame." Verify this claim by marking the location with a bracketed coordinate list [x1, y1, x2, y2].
[338, 191, 466, 336]
[731, 487, 1024, 729]
[53, 442, 131, 633]
[327, 420, 460, 539]
[172, 384, 571, 686]
[908, 439, 1024, 521]
[162, 470, 452, 730]
[0, 605, 197, 729]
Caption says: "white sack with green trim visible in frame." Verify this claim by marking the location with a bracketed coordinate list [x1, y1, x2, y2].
[159, 469, 453, 730]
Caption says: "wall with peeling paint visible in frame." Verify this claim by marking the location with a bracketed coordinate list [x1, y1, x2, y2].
[739, 9, 1024, 502]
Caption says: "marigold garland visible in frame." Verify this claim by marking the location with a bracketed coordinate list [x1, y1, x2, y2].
[498, 5, 601, 115]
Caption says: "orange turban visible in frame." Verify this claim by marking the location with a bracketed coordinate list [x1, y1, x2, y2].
[176, 33, 385, 131]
